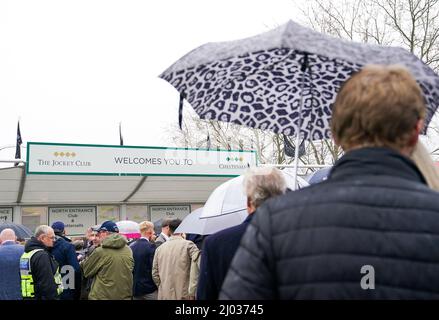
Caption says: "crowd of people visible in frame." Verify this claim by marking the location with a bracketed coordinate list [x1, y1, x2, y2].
[1, 65, 439, 300]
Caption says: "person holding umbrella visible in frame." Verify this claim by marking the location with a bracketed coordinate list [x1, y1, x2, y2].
[221, 65, 439, 299]
[197, 167, 287, 300]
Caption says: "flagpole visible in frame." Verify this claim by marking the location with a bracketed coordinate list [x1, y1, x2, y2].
[119, 122, 124, 146]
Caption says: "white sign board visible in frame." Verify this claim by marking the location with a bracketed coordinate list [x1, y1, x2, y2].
[0, 207, 13, 223]
[150, 205, 191, 225]
[49, 207, 96, 236]
[27, 142, 257, 177]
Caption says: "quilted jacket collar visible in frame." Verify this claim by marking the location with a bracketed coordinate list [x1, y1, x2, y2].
[330, 147, 427, 185]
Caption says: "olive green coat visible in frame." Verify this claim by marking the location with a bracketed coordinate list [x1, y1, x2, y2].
[81, 233, 134, 300]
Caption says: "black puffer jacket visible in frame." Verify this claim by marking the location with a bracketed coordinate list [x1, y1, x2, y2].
[220, 147, 439, 299]
[24, 238, 59, 300]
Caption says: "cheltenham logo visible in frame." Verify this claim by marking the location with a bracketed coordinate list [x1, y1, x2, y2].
[226, 156, 244, 162]
[54, 152, 77, 157]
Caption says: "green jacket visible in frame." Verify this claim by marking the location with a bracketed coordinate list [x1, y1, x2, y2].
[81, 233, 134, 300]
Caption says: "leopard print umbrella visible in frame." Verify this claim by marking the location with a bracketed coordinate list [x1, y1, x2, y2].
[160, 20, 439, 140]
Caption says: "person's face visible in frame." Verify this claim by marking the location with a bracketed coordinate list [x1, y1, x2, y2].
[39, 230, 56, 248]
[88, 232, 97, 243]
[162, 225, 170, 236]
[93, 233, 101, 246]
[145, 228, 154, 240]
[86, 229, 93, 240]
[141, 228, 154, 240]
[98, 230, 110, 241]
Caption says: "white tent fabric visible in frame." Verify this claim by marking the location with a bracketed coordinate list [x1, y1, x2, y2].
[0, 166, 230, 205]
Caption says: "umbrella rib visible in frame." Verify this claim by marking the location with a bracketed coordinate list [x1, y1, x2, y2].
[200, 207, 247, 219]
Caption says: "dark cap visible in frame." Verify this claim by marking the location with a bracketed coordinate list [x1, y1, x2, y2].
[51, 221, 65, 233]
[96, 220, 119, 233]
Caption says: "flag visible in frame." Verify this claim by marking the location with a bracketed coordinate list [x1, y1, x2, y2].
[15, 121, 22, 166]
[283, 134, 306, 159]
[119, 122, 124, 146]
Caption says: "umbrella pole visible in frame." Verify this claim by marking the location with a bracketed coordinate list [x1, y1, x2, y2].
[292, 123, 301, 190]
[293, 53, 309, 190]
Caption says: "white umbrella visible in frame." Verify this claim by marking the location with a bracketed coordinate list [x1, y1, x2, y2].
[116, 220, 141, 239]
[200, 169, 308, 219]
[175, 207, 248, 235]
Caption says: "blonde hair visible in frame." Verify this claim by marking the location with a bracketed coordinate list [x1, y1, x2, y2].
[411, 141, 439, 191]
[243, 167, 287, 208]
[139, 221, 154, 233]
[331, 64, 426, 151]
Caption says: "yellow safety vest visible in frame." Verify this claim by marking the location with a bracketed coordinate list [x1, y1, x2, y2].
[20, 249, 64, 298]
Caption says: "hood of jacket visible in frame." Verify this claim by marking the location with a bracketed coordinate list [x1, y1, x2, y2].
[54, 232, 71, 243]
[101, 233, 128, 249]
[24, 237, 48, 253]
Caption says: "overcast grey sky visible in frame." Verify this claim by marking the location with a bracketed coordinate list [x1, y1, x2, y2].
[0, 0, 301, 160]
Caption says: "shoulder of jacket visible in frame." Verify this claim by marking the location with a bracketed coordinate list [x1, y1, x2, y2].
[30, 249, 49, 264]
[91, 246, 104, 256]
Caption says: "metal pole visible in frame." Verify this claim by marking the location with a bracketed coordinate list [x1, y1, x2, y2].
[0, 160, 26, 164]
[293, 53, 308, 190]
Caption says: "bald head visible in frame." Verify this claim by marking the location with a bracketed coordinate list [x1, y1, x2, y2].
[0, 228, 17, 244]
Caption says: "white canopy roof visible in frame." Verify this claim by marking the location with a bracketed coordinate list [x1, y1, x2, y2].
[0, 166, 230, 205]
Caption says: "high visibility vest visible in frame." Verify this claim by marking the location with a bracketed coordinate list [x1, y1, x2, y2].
[20, 249, 64, 298]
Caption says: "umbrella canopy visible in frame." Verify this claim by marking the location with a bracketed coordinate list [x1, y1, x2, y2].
[175, 207, 248, 235]
[201, 169, 308, 219]
[0, 223, 33, 240]
[116, 220, 141, 239]
[308, 167, 332, 185]
[160, 20, 439, 140]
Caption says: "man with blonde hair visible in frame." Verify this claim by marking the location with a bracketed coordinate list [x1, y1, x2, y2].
[221, 65, 439, 299]
[197, 167, 287, 300]
[130, 221, 158, 300]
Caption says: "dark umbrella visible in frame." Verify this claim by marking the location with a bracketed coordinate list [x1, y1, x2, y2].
[160, 20, 439, 139]
[0, 223, 33, 240]
[160, 20, 439, 187]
